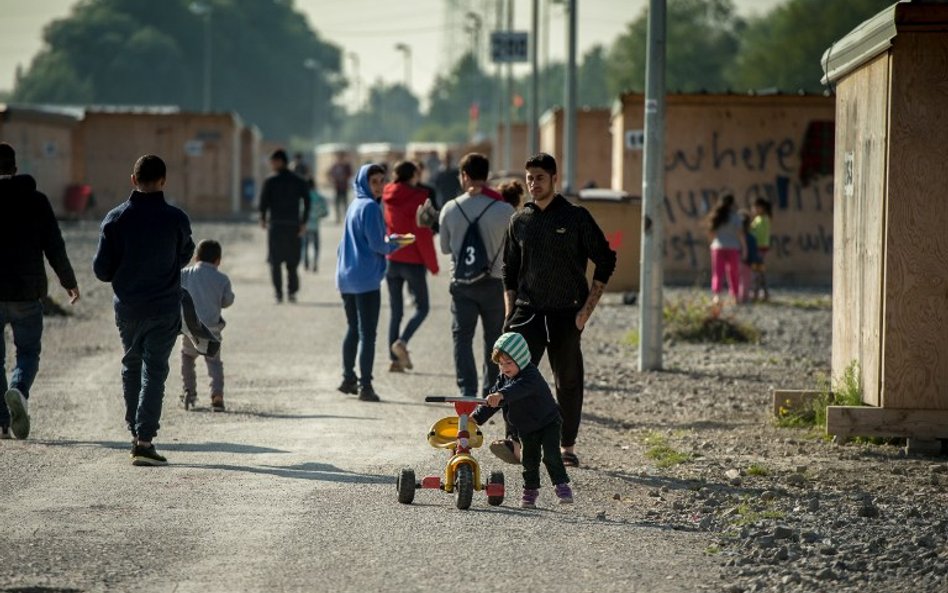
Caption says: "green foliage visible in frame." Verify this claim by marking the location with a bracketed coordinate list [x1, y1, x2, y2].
[623, 329, 640, 348]
[745, 463, 770, 477]
[728, 0, 893, 92]
[337, 82, 421, 145]
[12, 0, 343, 140]
[643, 432, 692, 468]
[775, 360, 862, 428]
[731, 500, 785, 526]
[663, 295, 760, 344]
[607, 0, 744, 95]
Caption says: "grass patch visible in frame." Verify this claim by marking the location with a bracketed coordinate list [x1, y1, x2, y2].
[732, 501, 785, 526]
[776, 296, 832, 310]
[775, 361, 862, 429]
[624, 329, 640, 348]
[745, 463, 770, 477]
[643, 432, 692, 468]
[705, 544, 722, 555]
[664, 295, 759, 344]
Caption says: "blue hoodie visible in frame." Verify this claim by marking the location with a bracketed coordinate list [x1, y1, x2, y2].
[335, 164, 398, 294]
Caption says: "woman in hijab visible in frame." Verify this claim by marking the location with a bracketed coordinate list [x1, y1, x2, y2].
[335, 163, 413, 402]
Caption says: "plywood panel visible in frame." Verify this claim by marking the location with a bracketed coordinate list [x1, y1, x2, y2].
[831, 53, 890, 407]
[616, 94, 835, 285]
[882, 33, 948, 409]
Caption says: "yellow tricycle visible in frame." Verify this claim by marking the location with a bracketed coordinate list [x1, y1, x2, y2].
[397, 396, 505, 509]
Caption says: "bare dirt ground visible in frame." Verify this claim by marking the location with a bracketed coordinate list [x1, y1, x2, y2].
[1, 220, 945, 593]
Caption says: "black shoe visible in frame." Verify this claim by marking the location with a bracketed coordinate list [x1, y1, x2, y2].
[358, 385, 380, 402]
[275, 294, 283, 304]
[0, 424, 10, 440]
[288, 293, 297, 304]
[337, 379, 359, 395]
[131, 444, 168, 466]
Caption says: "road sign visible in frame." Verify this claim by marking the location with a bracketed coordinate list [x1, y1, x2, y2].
[491, 31, 529, 63]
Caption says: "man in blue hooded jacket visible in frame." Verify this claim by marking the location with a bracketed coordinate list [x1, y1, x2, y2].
[335, 163, 413, 402]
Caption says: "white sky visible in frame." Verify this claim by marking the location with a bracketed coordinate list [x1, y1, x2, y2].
[0, 0, 784, 106]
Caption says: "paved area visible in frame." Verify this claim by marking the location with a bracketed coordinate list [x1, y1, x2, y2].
[0, 221, 716, 593]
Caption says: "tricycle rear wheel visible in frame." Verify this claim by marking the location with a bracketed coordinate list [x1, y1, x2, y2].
[487, 470, 505, 506]
[397, 468, 415, 504]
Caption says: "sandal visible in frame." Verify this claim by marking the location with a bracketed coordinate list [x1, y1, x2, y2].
[489, 439, 521, 465]
[561, 451, 580, 467]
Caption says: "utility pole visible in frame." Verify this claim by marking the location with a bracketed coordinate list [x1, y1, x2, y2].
[503, 0, 514, 171]
[638, 0, 666, 371]
[528, 0, 539, 155]
[563, 0, 577, 194]
[189, 2, 213, 112]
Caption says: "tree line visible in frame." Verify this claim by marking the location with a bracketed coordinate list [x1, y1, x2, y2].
[10, 0, 892, 145]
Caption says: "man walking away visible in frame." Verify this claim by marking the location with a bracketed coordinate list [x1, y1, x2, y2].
[328, 151, 353, 224]
[94, 154, 194, 466]
[0, 142, 80, 440]
[259, 149, 310, 304]
[438, 153, 514, 399]
[503, 152, 616, 468]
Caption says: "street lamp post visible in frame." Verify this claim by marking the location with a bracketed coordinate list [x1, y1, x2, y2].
[189, 1, 213, 112]
[347, 51, 361, 110]
[465, 11, 482, 66]
[394, 43, 412, 91]
[303, 58, 321, 151]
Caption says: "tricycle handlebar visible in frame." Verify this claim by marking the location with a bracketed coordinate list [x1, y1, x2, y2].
[424, 396, 485, 404]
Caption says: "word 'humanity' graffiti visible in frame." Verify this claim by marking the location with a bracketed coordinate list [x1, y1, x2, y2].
[661, 176, 835, 270]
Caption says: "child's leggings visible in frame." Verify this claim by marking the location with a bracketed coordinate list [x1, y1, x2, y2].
[711, 247, 741, 298]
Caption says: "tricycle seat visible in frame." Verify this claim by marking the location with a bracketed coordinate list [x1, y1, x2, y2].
[427, 417, 484, 449]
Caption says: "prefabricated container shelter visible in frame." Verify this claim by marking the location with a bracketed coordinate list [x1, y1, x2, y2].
[822, 1, 948, 441]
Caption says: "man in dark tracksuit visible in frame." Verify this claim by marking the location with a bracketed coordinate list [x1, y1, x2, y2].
[502, 152, 616, 468]
[259, 149, 310, 303]
[94, 154, 194, 466]
[0, 142, 80, 440]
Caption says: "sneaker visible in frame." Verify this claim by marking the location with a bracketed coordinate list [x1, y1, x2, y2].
[390, 340, 413, 370]
[4, 388, 30, 439]
[275, 294, 283, 304]
[520, 488, 539, 509]
[287, 293, 297, 304]
[181, 389, 197, 410]
[337, 379, 359, 395]
[131, 444, 168, 466]
[357, 385, 380, 402]
[555, 482, 574, 504]
[0, 425, 10, 440]
[210, 394, 225, 412]
[388, 361, 405, 373]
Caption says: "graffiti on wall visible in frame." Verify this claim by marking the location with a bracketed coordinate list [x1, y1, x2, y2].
[657, 129, 835, 276]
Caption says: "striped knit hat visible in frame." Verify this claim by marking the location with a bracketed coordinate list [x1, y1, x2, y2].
[493, 332, 531, 370]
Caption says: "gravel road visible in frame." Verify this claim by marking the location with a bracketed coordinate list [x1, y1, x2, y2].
[1, 221, 715, 593]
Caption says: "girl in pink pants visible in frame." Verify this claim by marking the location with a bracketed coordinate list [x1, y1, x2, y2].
[705, 194, 745, 303]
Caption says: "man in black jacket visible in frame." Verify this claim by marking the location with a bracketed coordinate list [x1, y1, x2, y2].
[259, 149, 310, 303]
[94, 154, 194, 466]
[502, 153, 617, 468]
[0, 143, 80, 440]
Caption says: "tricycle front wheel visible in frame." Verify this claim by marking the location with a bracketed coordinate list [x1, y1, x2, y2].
[454, 464, 474, 510]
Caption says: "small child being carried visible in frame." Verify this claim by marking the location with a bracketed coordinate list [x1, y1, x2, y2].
[180, 239, 235, 412]
[472, 332, 573, 508]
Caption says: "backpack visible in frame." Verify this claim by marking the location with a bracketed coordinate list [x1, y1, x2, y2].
[453, 199, 499, 284]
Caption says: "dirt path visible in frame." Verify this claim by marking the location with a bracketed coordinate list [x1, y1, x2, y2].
[0, 221, 717, 593]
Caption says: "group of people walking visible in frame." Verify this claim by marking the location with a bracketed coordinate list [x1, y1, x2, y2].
[0, 138, 619, 507]
[331, 149, 618, 505]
